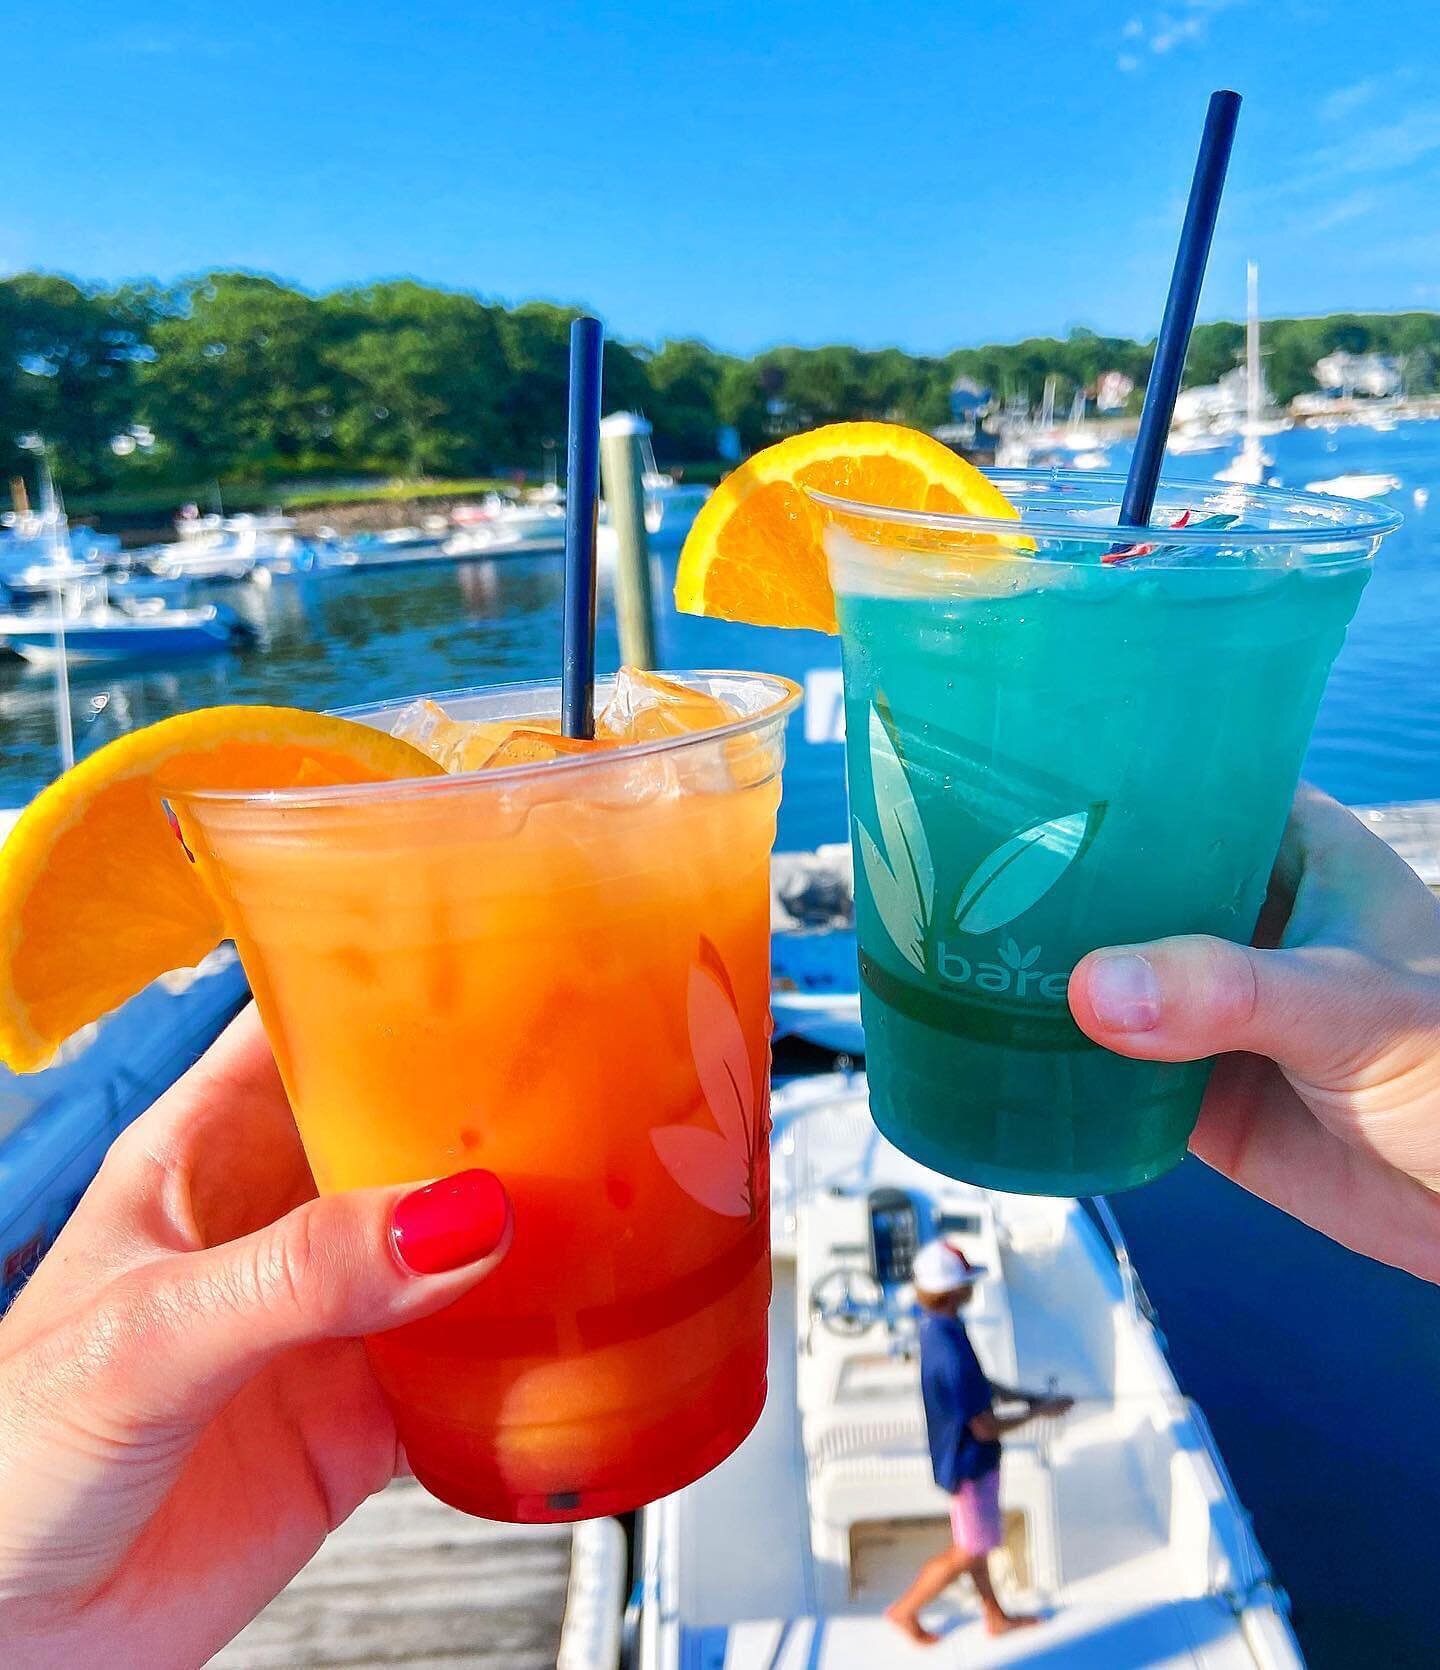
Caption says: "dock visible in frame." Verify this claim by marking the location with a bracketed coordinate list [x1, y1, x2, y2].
[1357, 800, 1440, 888]
[210, 1479, 572, 1669]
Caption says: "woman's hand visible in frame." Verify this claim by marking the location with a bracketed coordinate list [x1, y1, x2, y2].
[1069, 785, 1440, 1280]
[0, 1007, 509, 1670]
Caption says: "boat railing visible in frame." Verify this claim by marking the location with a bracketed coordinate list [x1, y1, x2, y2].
[1085, 1194, 1166, 1347]
[1182, 1396, 1295, 1630]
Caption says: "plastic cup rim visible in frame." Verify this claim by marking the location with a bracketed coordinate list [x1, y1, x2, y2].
[805, 466, 1403, 553]
[170, 669, 803, 810]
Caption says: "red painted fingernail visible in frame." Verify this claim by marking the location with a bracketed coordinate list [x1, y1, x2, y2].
[391, 1170, 509, 1275]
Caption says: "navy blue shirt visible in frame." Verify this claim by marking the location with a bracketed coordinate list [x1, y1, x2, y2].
[919, 1313, 1001, 1490]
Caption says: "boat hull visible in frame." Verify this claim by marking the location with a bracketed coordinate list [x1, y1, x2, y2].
[2, 612, 253, 665]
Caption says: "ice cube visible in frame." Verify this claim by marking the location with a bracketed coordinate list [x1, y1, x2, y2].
[442, 718, 565, 772]
[390, 701, 565, 772]
[389, 699, 458, 762]
[484, 728, 612, 769]
[596, 667, 737, 744]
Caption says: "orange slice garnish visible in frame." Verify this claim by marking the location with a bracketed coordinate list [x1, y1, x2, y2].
[0, 707, 441, 1072]
[674, 422, 1023, 633]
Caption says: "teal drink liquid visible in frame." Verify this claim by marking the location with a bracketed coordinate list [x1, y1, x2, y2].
[821, 476, 1397, 1195]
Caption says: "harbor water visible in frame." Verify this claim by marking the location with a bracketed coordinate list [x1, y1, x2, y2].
[2, 419, 1438, 1665]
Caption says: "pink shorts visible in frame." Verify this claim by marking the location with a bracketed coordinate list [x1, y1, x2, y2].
[949, 1467, 1002, 1555]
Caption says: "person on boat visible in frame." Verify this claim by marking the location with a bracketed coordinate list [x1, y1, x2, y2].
[0, 787, 1439, 1662]
[886, 1239, 1072, 1644]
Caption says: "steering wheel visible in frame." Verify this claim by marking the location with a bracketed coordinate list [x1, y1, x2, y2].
[810, 1266, 885, 1337]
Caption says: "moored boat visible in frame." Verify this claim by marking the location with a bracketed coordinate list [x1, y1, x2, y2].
[0, 593, 255, 665]
[1304, 473, 1402, 501]
[630, 1072, 1303, 1668]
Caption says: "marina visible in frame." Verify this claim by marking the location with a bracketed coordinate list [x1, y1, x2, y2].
[0, 416, 1436, 1665]
[8, 13, 1440, 1664]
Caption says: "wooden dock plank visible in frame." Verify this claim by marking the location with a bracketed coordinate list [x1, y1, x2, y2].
[210, 1478, 571, 1669]
[1357, 801, 1440, 886]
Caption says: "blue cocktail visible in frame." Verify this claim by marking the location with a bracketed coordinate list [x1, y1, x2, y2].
[819, 473, 1398, 1194]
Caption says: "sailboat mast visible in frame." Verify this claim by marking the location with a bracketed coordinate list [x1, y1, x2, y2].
[40, 454, 75, 773]
[1245, 260, 1261, 434]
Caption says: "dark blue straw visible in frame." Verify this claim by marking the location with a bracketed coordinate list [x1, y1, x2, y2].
[561, 315, 604, 738]
[1119, 90, 1242, 531]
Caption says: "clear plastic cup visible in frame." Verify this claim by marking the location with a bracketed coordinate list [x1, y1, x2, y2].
[815, 472, 1399, 1195]
[172, 670, 801, 1521]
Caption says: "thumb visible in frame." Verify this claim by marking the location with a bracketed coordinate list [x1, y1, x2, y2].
[91, 1169, 510, 1433]
[1069, 935, 1404, 1085]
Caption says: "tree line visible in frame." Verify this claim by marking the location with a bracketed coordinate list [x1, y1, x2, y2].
[3, 270, 1439, 495]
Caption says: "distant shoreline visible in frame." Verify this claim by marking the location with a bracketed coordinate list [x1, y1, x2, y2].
[62, 401, 1431, 545]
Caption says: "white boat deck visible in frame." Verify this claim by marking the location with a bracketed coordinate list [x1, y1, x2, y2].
[673, 1262, 818, 1622]
[721, 1596, 1273, 1668]
[670, 1293, 1277, 1667]
[641, 1078, 1299, 1669]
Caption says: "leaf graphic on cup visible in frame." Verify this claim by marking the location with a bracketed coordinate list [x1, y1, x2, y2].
[855, 700, 935, 972]
[651, 946, 757, 1218]
[953, 804, 1106, 936]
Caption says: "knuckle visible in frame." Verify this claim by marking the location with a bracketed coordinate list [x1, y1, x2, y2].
[1214, 941, 1262, 1030]
[248, 1208, 343, 1333]
[1177, 938, 1260, 1033]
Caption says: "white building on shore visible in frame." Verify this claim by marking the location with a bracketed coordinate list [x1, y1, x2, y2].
[1313, 350, 1401, 399]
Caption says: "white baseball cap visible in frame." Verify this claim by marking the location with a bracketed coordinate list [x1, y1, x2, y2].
[911, 1239, 989, 1295]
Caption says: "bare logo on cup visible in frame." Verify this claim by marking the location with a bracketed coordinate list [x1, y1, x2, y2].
[951, 804, 1105, 936]
[856, 695, 1107, 983]
[935, 936, 1070, 1005]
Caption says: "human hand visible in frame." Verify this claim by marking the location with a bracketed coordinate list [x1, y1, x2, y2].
[1069, 786, 1440, 1281]
[0, 1007, 510, 1670]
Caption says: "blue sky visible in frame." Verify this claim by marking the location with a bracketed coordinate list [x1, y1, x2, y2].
[10, 0, 1440, 354]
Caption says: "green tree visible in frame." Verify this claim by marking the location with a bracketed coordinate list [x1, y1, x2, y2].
[643, 339, 726, 461]
[0, 275, 146, 490]
[140, 273, 340, 477]
[323, 282, 508, 476]
[5, 266, 1439, 499]
[716, 358, 770, 453]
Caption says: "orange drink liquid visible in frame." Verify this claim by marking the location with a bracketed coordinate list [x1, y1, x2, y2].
[174, 671, 800, 1522]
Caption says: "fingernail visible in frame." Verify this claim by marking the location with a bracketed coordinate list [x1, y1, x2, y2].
[391, 1170, 508, 1275]
[1087, 953, 1162, 1032]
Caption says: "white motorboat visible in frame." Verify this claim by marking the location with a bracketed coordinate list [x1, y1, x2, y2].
[444, 494, 568, 557]
[1060, 392, 1111, 471]
[444, 481, 709, 563]
[632, 1074, 1301, 1668]
[1, 545, 110, 597]
[992, 394, 1111, 473]
[137, 512, 306, 581]
[1304, 473, 1401, 501]
[596, 482, 713, 568]
[642, 482, 711, 540]
[1, 479, 117, 598]
[0, 581, 254, 665]
[1166, 429, 1228, 456]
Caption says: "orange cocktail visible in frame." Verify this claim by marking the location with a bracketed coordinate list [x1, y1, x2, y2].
[173, 670, 800, 1522]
